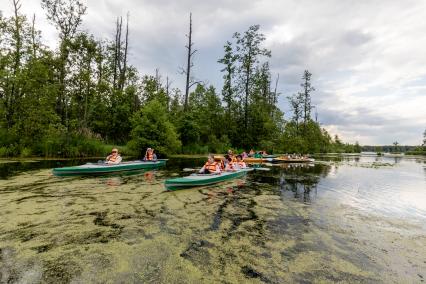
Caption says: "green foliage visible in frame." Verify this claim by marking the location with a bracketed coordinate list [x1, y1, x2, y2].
[128, 99, 181, 156]
[0, 1, 361, 157]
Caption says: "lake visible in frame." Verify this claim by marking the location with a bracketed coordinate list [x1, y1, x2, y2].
[0, 155, 425, 283]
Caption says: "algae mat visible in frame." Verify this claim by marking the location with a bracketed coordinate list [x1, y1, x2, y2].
[1, 156, 426, 283]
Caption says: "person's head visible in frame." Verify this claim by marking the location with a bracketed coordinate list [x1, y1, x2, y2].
[112, 148, 118, 155]
[147, 148, 152, 153]
[236, 155, 242, 161]
[208, 154, 215, 163]
[227, 156, 232, 163]
[227, 149, 233, 155]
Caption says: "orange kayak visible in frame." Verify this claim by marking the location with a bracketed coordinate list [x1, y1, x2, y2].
[243, 157, 267, 163]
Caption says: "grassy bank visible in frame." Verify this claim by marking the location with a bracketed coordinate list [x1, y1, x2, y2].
[0, 138, 136, 159]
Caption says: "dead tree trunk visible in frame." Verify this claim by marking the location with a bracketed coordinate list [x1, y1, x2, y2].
[184, 12, 195, 110]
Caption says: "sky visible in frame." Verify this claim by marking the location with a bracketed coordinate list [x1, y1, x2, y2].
[1, 0, 426, 145]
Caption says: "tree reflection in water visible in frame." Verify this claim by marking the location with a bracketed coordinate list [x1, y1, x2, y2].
[278, 163, 331, 203]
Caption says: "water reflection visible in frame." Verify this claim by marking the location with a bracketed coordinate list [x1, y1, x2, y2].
[275, 163, 331, 203]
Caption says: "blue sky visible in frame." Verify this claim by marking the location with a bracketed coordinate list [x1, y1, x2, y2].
[1, 0, 425, 145]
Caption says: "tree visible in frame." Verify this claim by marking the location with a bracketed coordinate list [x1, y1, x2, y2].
[218, 41, 237, 118]
[423, 129, 426, 146]
[233, 25, 271, 130]
[183, 12, 197, 110]
[128, 99, 181, 156]
[393, 141, 399, 152]
[41, 0, 87, 127]
[111, 14, 129, 92]
[287, 93, 303, 132]
[300, 70, 315, 124]
[354, 141, 362, 153]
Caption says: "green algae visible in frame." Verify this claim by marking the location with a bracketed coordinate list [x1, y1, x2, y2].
[1, 158, 426, 283]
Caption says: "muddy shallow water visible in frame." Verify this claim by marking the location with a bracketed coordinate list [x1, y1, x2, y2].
[0, 155, 425, 283]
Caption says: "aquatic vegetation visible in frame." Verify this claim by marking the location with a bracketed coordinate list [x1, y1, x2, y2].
[1, 156, 425, 283]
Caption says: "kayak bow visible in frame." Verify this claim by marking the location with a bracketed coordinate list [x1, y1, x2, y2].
[165, 168, 253, 190]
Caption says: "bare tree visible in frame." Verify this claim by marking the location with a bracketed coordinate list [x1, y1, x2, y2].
[112, 14, 129, 91]
[30, 14, 37, 57]
[273, 73, 279, 105]
[183, 12, 197, 110]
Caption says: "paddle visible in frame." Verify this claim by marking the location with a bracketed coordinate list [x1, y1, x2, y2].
[251, 167, 270, 171]
[183, 168, 199, 172]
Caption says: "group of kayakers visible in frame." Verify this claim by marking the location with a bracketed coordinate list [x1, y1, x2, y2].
[104, 147, 267, 175]
[199, 150, 247, 174]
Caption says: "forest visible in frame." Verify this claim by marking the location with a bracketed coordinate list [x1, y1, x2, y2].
[0, 0, 362, 158]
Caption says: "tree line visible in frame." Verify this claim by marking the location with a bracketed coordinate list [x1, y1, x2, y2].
[0, 0, 359, 158]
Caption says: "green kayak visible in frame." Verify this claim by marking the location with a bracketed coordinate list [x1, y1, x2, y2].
[165, 168, 253, 190]
[53, 160, 167, 176]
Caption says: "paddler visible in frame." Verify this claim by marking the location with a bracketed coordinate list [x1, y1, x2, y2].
[143, 148, 157, 161]
[225, 156, 237, 172]
[106, 148, 122, 164]
[227, 149, 237, 162]
[199, 154, 221, 174]
[235, 155, 247, 169]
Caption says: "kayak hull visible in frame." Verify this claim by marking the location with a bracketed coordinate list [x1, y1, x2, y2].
[53, 160, 167, 176]
[269, 157, 315, 163]
[165, 168, 253, 190]
[243, 158, 267, 163]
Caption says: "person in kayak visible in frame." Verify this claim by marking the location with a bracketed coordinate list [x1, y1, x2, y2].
[253, 151, 263, 158]
[225, 156, 237, 172]
[235, 155, 247, 169]
[144, 148, 157, 161]
[106, 148, 122, 164]
[227, 149, 237, 162]
[199, 155, 221, 174]
[241, 151, 248, 159]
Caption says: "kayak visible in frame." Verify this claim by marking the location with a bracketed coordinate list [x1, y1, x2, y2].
[243, 157, 267, 163]
[165, 168, 253, 190]
[268, 157, 315, 163]
[53, 160, 167, 176]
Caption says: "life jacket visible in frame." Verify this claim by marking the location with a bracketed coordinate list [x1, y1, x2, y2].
[237, 161, 246, 168]
[229, 155, 237, 162]
[227, 162, 235, 170]
[145, 152, 153, 161]
[204, 161, 218, 172]
[109, 154, 119, 162]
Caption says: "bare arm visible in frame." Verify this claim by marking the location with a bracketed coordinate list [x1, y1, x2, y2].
[199, 165, 206, 173]
[107, 156, 122, 165]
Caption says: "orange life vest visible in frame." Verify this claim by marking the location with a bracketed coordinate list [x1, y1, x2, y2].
[237, 161, 246, 168]
[204, 161, 218, 172]
[109, 154, 119, 162]
[227, 162, 235, 170]
[145, 152, 153, 161]
[229, 155, 237, 163]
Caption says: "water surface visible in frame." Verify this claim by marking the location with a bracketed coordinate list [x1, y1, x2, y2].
[0, 155, 425, 283]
